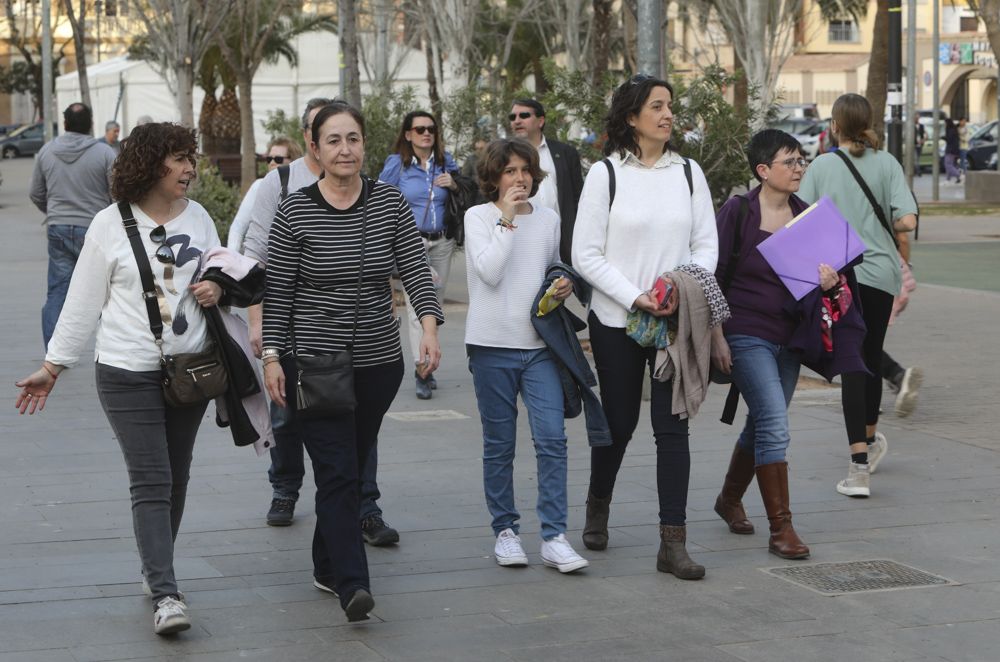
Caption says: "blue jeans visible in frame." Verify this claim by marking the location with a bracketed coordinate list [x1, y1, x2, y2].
[268, 400, 383, 519]
[468, 345, 568, 541]
[728, 334, 801, 466]
[43, 224, 87, 348]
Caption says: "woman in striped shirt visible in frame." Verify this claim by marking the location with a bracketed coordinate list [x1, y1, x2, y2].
[261, 102, 443, 622]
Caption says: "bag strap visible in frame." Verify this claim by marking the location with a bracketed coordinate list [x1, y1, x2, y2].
[834, 149, 900, 249]
[718, 195, 748, 294]
[119, 201, 165, 348]
[603, 155, 692, 210]
[277, 164, 290, 201]
[291, 178, 370, 356]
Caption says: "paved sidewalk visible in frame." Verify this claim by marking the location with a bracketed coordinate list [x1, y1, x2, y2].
[1, 157, 999, 661]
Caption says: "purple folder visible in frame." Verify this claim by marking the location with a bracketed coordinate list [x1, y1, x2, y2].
[756, 196, 866, 300]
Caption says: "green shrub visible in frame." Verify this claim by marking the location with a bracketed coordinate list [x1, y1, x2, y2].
[261, 109, 306, 152]
[361, 84, 418, 179]
[190, 160, 241, 245]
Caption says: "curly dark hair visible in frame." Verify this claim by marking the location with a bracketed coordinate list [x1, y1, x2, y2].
[112, 123, 198, 203]
[476, 138, 545, 202]
[603, 74, 677, 160]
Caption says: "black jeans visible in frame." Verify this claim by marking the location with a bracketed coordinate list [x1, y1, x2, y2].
[283, 356, 403, 607]
[95, 363, 208, 604]
[841, 283, 895, 443]
[587, 312, 691, 526]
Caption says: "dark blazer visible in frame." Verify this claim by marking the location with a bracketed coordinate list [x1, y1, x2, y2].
[547, 138, 584, 265]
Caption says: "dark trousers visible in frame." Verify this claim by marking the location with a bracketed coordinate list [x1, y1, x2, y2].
[95, 363, 208, 604]
[283, 356, 403, 607]
[881, 351, 905, 386]
[587, 312, 691, 526]
[268, 402, 383, 519]
[841, 284, 895, 443]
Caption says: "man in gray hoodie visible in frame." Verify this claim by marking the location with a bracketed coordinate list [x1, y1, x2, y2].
[30, 102, 115, 348]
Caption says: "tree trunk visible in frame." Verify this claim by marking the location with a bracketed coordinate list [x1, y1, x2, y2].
[176, 62, 196, 127]
[423, 30, 441, 119]
[733, 50, 748, 111]
[237, 72, 256, 193]
[62, 0, 91, 109]
[591, 0, 612, 88]
[339, 0, 362, 107]
[374, 0, 390, 83]
[866, 0, 889, 141]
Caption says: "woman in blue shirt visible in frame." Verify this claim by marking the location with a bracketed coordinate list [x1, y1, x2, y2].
[379, 111, 460, 399]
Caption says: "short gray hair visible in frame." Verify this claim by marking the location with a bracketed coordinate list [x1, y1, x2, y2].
[105, 121, 120, 131]
[301, 98, 334, 130]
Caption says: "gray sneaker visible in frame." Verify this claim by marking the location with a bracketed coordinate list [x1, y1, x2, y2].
[894, 366, 923, 418]
[867, 432, 888, 474]
[836, 462, 871, 498]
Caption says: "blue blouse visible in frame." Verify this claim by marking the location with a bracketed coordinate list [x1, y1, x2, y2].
[378, 152, 459, 233]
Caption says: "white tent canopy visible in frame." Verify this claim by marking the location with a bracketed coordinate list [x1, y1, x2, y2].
[56, 32, 458, 152]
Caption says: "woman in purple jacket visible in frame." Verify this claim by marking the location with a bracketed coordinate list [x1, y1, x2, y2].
[710, 130, 842, 560]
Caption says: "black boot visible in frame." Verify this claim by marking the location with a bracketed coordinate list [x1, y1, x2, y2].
[582, 490, 612, 550]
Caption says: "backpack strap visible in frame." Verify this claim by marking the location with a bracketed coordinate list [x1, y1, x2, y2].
[602, 158, 616, 209]
[833, 149, 900, 249]
[277, 164, 290, 201]
[118, 201, 164, 346]
[682, 157, 693, 196]
[718, 195, 748, 294]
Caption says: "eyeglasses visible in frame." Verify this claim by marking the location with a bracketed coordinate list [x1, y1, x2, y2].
[411, 125, 437, 135]
[509, 111, 535, 122]
[265, 155, 287, 164]
[149, 225, 175, 265]
[771, 157, 808, 170]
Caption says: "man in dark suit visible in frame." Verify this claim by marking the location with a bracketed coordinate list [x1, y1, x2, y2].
[509, 98, 584, 264]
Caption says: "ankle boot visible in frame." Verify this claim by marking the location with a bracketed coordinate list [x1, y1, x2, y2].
[714, 443, 756, 534]
[656, 525, 705, 580]
[582, 490, 612, 550]
[755, 462, 809, 559]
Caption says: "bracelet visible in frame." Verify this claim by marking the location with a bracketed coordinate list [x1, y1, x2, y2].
[262, 356, 280, 366]
[261, 348, 280, 359]
[496, 217, 517, 231]
[42, 363, 59, 380]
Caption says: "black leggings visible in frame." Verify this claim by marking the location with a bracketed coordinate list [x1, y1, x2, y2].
[587, 312, 691, 526]
[841, 284, 895, 444]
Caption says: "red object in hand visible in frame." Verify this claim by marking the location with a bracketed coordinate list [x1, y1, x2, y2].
[651, 276, 674, 309]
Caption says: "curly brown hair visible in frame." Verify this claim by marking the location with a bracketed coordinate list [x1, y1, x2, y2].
[476, 138, 545, 202]
[112, 123, 198, 203]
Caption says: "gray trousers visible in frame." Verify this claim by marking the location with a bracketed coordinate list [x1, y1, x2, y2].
[96, 363, 208, 604]
[404, 236, 455, 363]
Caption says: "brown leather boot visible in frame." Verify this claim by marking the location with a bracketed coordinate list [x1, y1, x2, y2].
[755, 462, 809, 559]
[714, 443, 756, 535]
[656, 525, 705, 580]
[582, 490, 612, 550]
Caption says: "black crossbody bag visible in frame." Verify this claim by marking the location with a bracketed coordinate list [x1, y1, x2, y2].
[119, 202, 228, 407]
[292, 180, 370, 419]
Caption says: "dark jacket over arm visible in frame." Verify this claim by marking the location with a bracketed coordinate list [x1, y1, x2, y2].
[549, 138, 584, 265]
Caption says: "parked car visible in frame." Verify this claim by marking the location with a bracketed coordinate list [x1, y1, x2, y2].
[769, 117, 825, 160]
[777, 103, 820, 121]
[0, 123, 45, 158]
[965, 120, 997, 171]
[0, 123, 22, 137]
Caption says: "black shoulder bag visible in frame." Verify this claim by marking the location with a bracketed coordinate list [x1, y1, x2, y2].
[834, 149, 900, 250]
[120, 202, 228, 407]
[293, 179, 370, 419]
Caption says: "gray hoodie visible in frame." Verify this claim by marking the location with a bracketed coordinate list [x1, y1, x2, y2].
[29, 132, 116, 227]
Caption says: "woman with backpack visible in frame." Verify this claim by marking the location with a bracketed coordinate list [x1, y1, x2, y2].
[798, 93, 917, 498]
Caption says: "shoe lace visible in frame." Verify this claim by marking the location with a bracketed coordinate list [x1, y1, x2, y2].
[272, 498, 294, 514]
[545, 535, 578, 559]
[156, 596, 186, 619]
[497, 531, 523, 556]
[362, 515, 385, 531]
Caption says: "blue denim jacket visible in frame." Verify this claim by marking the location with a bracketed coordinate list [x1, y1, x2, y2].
[530, 263, 611, 447]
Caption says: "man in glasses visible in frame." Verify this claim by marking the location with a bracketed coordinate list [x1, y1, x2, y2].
[241, 98, 400, 548]
[30, 102, 116, 349]
[227, 136, 302, 253]
[508, 98, 583, 264]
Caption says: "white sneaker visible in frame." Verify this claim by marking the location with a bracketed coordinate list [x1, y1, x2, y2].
[153, 595, 191, 635]
[313, 578, 339, 597]
[894, 366, 923, 418]
[141, 576, 151, 597]
[867, 432, 888, 474]
[540, 534, 590, 573]
[494, 528, 528, 567]
[836, 462, 871, 498]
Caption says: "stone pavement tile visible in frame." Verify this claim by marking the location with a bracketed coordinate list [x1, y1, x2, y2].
[0, 651, 77, 662]
[716, 630, 950, 662]
[70, 629, 332, 662]
[160, 641, 385, 662]
[0, 557, 220, 592]
[504, 637, 744, 662]
[884, 619, 1000, 662]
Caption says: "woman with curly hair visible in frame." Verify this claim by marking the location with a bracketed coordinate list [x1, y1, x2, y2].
[14, 122, 225, 635]
[571, 74, 718, 579]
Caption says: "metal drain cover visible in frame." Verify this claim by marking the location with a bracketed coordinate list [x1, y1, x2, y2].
[764, 559, 955, 595]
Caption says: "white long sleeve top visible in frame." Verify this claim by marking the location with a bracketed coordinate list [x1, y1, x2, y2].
[463, 202, 561, 349]
[226, 177, 263, 254]
[571, 150, 718, 328]
[46, 200, 221, 371]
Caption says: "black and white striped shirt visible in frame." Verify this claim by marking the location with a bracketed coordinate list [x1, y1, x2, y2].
[262, 180, 443, 367]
